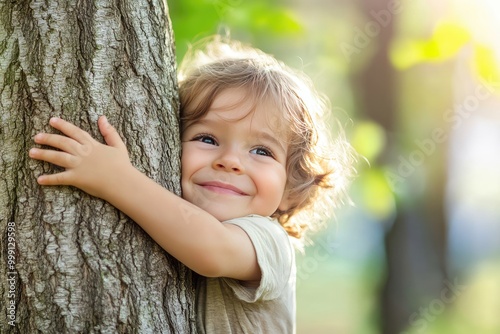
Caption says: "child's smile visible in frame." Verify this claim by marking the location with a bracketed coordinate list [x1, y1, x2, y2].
[197, 181, 248, 196]
[181, 88, 290, 222]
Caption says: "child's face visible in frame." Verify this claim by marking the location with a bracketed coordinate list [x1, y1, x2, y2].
[181, 88, 289, 222]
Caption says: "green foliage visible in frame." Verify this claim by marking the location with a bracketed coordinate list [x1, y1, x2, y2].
[352, 168, 395, 221]
[390, 18, 500, 91]
[473, 43, 500, 87]
[349, 121, 398, 221]
[222, 3, 303, 36]
[169, 0, 221, 62]
[169, 0, 304, 63]
[351, 120, 386, 163]
[390, 20, 471, 69]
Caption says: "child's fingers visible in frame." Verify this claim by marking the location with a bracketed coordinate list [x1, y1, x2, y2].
[37, 172, 71, 186]
[98, 116, 128, 153]
[29, 148, 78, 168]
[34, 133, 81, 155]
[48, 117, 92, 144]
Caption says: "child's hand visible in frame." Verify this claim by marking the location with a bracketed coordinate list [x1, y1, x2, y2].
[29, 116, 131, 199]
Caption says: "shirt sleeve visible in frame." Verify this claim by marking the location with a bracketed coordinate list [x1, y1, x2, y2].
[221, 215, 295, 303]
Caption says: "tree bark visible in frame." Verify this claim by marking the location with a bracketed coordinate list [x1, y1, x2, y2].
[0, 0, 196, 333]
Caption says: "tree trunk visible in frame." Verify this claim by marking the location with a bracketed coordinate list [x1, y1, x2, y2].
[353, 1, 448, 333]
[0, 0, 196, 333]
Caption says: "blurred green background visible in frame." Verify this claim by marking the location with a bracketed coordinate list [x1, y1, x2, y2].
[168, 1, 500, 333]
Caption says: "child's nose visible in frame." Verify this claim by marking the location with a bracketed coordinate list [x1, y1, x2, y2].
[213, 150, 245, 174]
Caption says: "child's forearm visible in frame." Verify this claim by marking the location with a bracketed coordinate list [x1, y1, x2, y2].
[99, 164, 259, 280]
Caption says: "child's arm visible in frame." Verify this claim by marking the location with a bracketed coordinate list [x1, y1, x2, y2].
[30, 117, 260, 281]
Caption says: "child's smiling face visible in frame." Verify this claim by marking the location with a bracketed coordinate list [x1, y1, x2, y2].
[181, 88, 290, 222]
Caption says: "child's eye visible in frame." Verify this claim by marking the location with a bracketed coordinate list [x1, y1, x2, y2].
[250, 146, 274, 158]
[193, 134, 218, 146]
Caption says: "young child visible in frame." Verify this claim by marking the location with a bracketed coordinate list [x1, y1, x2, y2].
[29, 37, 355, 333]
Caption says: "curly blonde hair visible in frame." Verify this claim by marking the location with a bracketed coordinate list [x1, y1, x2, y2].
[178, 36, 356, 241]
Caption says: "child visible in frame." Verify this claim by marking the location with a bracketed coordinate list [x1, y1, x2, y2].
[30, 36, 355, 333]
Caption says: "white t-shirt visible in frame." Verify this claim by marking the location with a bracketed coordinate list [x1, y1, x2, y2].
[196, 215, 296, 334]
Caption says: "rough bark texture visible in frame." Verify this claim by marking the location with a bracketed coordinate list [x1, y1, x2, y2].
[0, 0, 196, 333]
